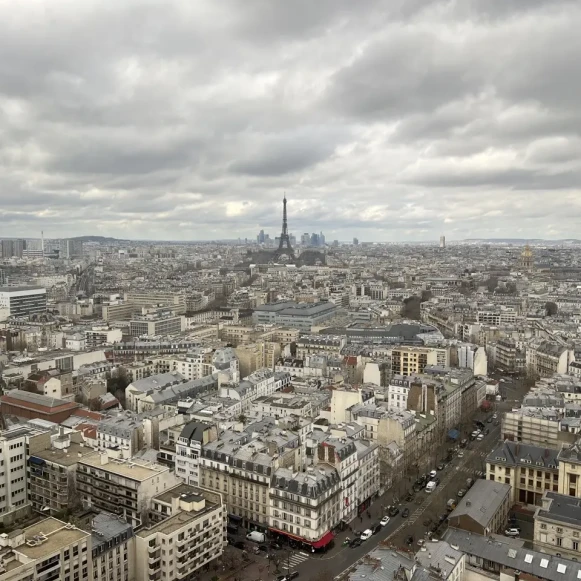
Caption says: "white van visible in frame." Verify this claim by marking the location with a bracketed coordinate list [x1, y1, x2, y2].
[425, 481, 437, 493]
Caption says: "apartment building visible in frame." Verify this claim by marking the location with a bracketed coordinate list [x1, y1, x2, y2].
[502, 408, 566, 448]
[101, 303, 137, 322]
[557, 441, 581, 497]
[28, 432, 95, 516]
[175, 421, 218, 486]
[295, 335, 346, 358]
[96, 413, 144, 457]
[0, 287, 47, 321]
[0, 517, 91, 581]
[534, 491, 581, 559]
[386, 375, 414, 411]
[84, 326, 122, 347]
[390, 345, 449, 376]
[495, 338, 519, 371]
[219, 369, 291, 411]
[526, 341, 575, 377]
[0, 427, 31, 525]
[269, 464, 340, 550]
[77, 453, 180, 529]
[135, 484, 225, 581]
[330, 386, 375, 424]
[90, 512, 134, 581]
[235, 341, 281, 377]
[486, 441, 559, 506]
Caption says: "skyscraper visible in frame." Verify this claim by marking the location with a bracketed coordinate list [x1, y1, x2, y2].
[440, 235, 446, 249]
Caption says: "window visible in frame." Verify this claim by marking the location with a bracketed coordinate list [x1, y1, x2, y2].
[574, 541, 579, 552]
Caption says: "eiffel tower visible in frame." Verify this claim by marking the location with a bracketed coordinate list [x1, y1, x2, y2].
[273, 195, 295, 261]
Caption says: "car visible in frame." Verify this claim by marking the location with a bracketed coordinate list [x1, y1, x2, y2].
[432, 476, 441, 486]
[439, 514, 448, 523]
[494, 420, 500, 426]
[505, 528, 520, 538]
[487, 417, 493, 423]
[380, 516, 390, 526]
[457, 488, 467, 497]
[429, 470, 437, 479]
[281, 572, 299, 581]
[460, 439, 468, 448]
[476, 434, 484, 441]
[417, 539, 425, 547]
[360, 529, 373, 541]
[349, 538, 362, 548]
[493, 413, 498, 419]
[484, 428, 490, 435]
[457, 451, 464, 458]
[402, 508, 410, 518]
[404, 492, 415, 502]
[388, 506, 400, 517]
[270, 541, 282, 550]
[437, 463, 445, 471]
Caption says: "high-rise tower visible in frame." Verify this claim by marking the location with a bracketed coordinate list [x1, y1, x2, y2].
[273, 196, 295, 261]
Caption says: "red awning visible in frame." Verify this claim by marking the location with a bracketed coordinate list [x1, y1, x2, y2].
[310, 531, 334, 549]
[268, 528, 305, 543]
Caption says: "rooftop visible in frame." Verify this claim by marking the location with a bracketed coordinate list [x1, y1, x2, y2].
[536, 491, 581, 528]
[79, 453, 169, 481]
[16, 517, 89, 560]
[449, 479, 511, 528]
[30, 442, 95, 467]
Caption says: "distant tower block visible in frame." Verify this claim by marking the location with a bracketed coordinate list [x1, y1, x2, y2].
[439, 235, 446, 249]
[520, 244, 534, 270]
[272, 195, 295, 262]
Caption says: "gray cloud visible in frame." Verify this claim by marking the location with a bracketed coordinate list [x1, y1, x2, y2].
[0, 0, 580, 241]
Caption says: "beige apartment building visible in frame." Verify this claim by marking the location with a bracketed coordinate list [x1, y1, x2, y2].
[235, 341, 281, 377]
[391, 345, 449, 376]
[0, 517, 91, 581]
[77, 452, 180, 529]
[135, 484, 225, 581]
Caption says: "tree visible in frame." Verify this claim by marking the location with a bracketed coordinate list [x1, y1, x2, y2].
[484, 277, 498, 292]
[401, 296, 421, 320]
[545, 302, 558, 316]
[420, 290, 433, 302]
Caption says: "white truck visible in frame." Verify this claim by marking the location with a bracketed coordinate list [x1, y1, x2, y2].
[246, 531, 266, 543]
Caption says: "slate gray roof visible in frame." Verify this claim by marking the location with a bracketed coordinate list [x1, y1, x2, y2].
[179, 420, 213, 443]
[129, 372, 185, 393]
[347, 547, 416, 581]
[449, 480, 511, 528]
[535, 491, 581, 528]
[445, 528, 581, 581]
[486, 440, 559, 470]
[272, 464, 340, 500]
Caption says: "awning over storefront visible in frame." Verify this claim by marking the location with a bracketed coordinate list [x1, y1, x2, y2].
[268, 528, 305, 543]
[310, 531, 334, 549]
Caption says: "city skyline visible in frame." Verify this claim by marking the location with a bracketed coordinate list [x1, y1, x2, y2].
[0, 1, 579, 241]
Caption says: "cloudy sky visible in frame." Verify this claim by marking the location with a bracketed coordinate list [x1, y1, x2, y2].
[1, 0, 580, 242]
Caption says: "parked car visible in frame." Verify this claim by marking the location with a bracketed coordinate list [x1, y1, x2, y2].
[402, 508, 410, 518]
[432, 476, 441, 485]
[460, 439, 468, 448]
[505, 528, 520, 538]
[425, 481, 437, 493]
[457, 451, 464, 458]
[388, 506, 400, 517]
[360, 529, 373, 541]
[380, 516, 390, 526]
[405, 492, 415, 502]
[457, 488, 467, 497]
[487, 417, 493, 424]
[372, 524, 382, 535]
[349, 538, 362, 548]
[437, 463, 445, 471]
[493, 413, 498, 419]
[279, 572, 300, 581]
[429, 470, 437, 479]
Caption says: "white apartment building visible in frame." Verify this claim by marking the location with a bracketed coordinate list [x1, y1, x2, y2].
[77, 453, 180, 529]
[330, 386, 375, 424]
[90, 512, 135, 581]
[386, 375, 413, 411]
[96, 413, 144, 457]
[0, 427, 30, 525]
[135, 485, 225, 581]
[526, 342, 575, 377]
[269, 464, 341, 550]
[174, 421, 218, 486]
[218, 369, 291, 411]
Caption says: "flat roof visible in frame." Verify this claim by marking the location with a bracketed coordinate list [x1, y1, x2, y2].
[0, 286, 46, 293]
[30, 442, 95, 467]
[79, 453, 169, 481]
[16, 518, 89, 560]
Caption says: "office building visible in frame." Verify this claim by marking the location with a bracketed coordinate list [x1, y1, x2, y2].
[135, 484, 225, 581]
[59, 239, 83, 259]
[129, 310, 184, 337]
[0, 287, 47, 320]
[252, 301, 337, 331]
[439, 235, 446, 248]
[124, 291, 186, 315]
